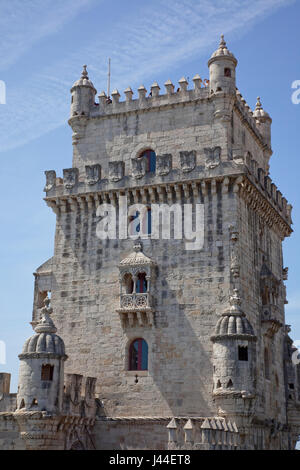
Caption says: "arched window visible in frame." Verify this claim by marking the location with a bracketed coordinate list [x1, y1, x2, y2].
[139, 149, 156, 173]
[224, 68, 231, 77]
[123, 273, 134, 294]
[129, 338, 148, 371]
[136, 273, 147, 293]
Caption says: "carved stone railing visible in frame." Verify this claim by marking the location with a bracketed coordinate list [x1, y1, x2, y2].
[120, 293, 149, 310]
[117, 294, 154, 328]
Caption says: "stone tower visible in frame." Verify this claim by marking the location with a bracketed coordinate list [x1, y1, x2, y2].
[0, 35, 300, 450]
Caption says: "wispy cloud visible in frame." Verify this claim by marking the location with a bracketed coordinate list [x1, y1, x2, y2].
[0, 0, 295, 153]
[0, 0, 96, 71]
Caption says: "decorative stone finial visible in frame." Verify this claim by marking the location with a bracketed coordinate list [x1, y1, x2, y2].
[35, 297, 57, 334]
[229, 288, 242, 307]
[81, 65, 88, 79]
[208, 34, 237, 65]
[255, 96, 262, 110]
[219, 34, 226, 48]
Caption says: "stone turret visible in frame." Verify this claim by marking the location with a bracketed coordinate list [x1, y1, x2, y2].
[70, 65, 97, 117]
[253, 96, 272, 149]
[211, 290, 257, 424]
[208, 34, 237, 95]
[16, 297, 67, 414]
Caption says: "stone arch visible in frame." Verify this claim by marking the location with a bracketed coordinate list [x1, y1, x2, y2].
[123, 272, 134, 294]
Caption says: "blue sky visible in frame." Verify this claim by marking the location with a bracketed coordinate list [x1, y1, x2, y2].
[0, 0, 299, 392]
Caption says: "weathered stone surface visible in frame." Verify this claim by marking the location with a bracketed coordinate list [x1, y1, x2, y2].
[0, 35, 299, 450]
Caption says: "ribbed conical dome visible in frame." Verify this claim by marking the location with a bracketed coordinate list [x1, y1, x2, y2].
[212, 290, 255, 339]
[253, 96, 271, 120]
[20, 298, 66, 356]
[209, 35, 237, 65]
[71, 65, 96, 92]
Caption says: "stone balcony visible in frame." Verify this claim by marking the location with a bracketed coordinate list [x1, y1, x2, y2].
[117, 293, 154, 328]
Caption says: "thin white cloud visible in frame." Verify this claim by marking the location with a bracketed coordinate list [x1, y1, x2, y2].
[0, 0, 295, 153]
[0, 0, 96, 70]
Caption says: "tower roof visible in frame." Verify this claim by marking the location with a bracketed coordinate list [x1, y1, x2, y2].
[20, 298, 66, 357]
[208, 34, 237, 66]
[119, 242, 155, 267]
[212, 290, 255, 338]
[253, 96, 271, 120]
[71, 65, 96, 93]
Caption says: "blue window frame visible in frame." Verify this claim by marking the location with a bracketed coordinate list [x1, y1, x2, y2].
[140, 149, 156, 173]
[129, 339, 148, 371]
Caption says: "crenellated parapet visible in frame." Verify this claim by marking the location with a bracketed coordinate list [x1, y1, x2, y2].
[241, 154, 293, 234]
[234, 89, 270, 151]
[69, 76, 210, 122]
[166, 416, 240, 450]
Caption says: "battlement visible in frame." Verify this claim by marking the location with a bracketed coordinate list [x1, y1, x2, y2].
[235, 89, 266, 144]
[245, 153, 292, 227]
[70, 76, 210, 120]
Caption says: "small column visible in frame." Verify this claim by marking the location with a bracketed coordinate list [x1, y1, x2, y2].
[138, 85, 147, 101]
[167, 418, 178, 450]
[164, 79, 174, 95]
[178, 77, 188, 92]
[193, 74, 202, 91]
[98, 91, 107, 109]
[150, 82, 160, 97]
[183, 419, 194, 445]
[133, 275, 138, 294]
[124, 87, 133, 102]
[111, 89, 120, 104]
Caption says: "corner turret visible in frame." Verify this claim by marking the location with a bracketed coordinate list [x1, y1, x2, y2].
[70, 65, 97, 117]
[211, 290, 256, 398]
[208, 35, 237, 95]
[16, 297, 67, 414]
[253, 96, 272, 149]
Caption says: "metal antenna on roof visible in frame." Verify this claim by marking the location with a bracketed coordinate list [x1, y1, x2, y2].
[107, 58, 111, 97]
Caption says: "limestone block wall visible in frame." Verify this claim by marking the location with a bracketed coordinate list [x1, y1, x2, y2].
[0, 415, 25, 450]
[47, 176, 241, 418]
[94, 419, 169, 450]
[238, 194, 288, 424]
[72, 97, 227, 178]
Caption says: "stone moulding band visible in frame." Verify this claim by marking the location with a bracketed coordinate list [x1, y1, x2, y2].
[18, 353, 68, 360]
[210, 333, 257, 342]
[44, 174, 292, 239]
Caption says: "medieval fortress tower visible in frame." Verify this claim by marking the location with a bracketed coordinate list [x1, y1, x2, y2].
[0, 36, 299, 450]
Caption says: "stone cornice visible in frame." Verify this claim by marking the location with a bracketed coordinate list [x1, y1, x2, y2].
[211, 333, 257, 342]
[18, 352, 68, 361]
[240, 176, 292, 240]
[44, 168, 291, 239]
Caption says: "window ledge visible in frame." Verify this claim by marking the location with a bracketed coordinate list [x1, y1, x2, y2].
[126, 370, 148, 377]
